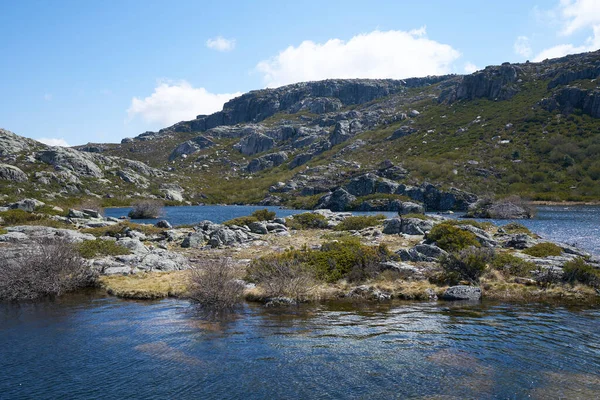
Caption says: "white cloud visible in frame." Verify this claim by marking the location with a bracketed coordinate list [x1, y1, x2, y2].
[533, 24, 600, 61]
[37, 137, 70, 147]
[255, 28, 461, 88]
[463, 62, 479, 74]
[206, 36, 236, 52]
[127, 80, 242, 127]
[514, 36, 532, 57]
[532, 0, 600, 61]
[558, 0, 600, 35]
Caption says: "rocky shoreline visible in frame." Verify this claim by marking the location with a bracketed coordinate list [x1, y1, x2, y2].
[1, 202, 599, 305]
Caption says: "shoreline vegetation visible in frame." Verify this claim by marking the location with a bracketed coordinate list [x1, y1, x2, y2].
[1, 203, 599, 308]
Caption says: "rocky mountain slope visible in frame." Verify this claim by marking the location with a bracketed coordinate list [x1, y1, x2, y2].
[2, 49, 600, 209]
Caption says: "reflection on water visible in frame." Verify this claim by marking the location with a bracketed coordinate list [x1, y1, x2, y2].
[0, 295, 599, 399]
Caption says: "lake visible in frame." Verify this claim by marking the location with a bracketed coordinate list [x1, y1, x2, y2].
[0, 294, 598, 399]
[105, 204, 600, 255]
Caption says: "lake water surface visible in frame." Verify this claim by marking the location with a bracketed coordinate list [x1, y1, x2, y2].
[1, 294, 599, 399]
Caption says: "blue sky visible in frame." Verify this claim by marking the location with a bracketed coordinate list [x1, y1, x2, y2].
[1, 0, 599, 146]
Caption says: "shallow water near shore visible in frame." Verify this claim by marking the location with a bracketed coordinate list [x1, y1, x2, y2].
[105, 204, 600, 255]
[1, 292, 599, 399]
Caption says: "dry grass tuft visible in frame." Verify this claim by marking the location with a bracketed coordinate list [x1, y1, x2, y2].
[99, 271, 188, 299]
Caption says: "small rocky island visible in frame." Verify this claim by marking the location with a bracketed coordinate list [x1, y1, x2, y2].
[1, 200, 598, 306]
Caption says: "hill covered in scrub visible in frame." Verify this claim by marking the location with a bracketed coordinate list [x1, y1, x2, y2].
[2, 50, 600, 209]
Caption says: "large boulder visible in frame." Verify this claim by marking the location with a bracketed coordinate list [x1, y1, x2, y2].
[93, 249, 189, 274]
[5, 225, 96, 243]
[246, 152, 288, 172]
[169, 135, 214, 160]
[9, 198, 45, 212]
[441, 285, 482, 301]
[443, 64, 520, 103]
[0, 129, 38, 156]
[208, 227, 252, 248]
[397, 244, 448, 262]
[397, 183, 477, 211]
[382, 217, 434, 235]
[234, 132, 275, 156]
[345, 173, 378, 197]
[500, 233, 538, 249]
[0, 164, 27, 182]
[37, 147, 104, 178]
[315, 188, 356, 211]
[466, 198, 533, 219]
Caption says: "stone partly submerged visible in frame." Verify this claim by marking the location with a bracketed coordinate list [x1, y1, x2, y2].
[441, 285, 482, 301]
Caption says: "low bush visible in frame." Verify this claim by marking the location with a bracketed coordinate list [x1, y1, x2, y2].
[128, 200, 164, 219]
[286, 213, 328, 230]
[0, 238, 96, 301]
[562, 258, 600, 288]
[522, 243, 562, 257]
[188, 258, 245, 310]
[502, 222, 534, 235]
[223, 216, 258, 227]
[246, 258, 315, 301]
[447, 219, 494, 230]
[401, 213, 429, 220]
[426, 223, 481, 252]
[36, 205, 68, 217]
[0, 209, 44, 225]
[491, 252, 536, 277]
[334, 214, 386, 231]
[250, 237, 390, 283]
[82, 221, 164, 238]
[77, 240, 131, 259]
[251, 209, 276, 221]
[0, 228, 7, 235]
[439, 246, 495, 285]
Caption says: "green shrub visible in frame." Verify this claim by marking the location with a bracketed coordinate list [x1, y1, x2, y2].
[77, 240, 131, 259]
[36, 205, 68, 217]
[251, 209, 276, 221]
[82, 222, 165, 237]
[250, 237, 390, 283]
[447, 219, 494, 230]
[522, 243, 562, 257]
[286, 213, 328, 230]
[223, 216, 259, 227]
[0, 228, 7, 235]
[502, 222, 533, 235]
[439, 246, 495, 284]
[334, 214, 386, 231]
[0, 209, 44, 225]
[491, 252, 536, 277]
[562, 258, 600, 288]
[401, 213, 429, 220]
[426, 223, 481, 252]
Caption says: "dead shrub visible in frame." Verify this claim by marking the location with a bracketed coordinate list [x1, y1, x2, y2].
[247, 258, 315, 301]
[128, 200, 164, 219]
[0, 238, 96, 301]
[188, 258, 244, 310]
[76, 198, 105, 216]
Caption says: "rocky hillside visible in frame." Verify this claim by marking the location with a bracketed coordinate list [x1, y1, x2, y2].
[2, 49, 600, 209]
[0, 129, 184, 206]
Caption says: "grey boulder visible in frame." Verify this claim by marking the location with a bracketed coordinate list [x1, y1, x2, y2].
[441, 285, 482, 301]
